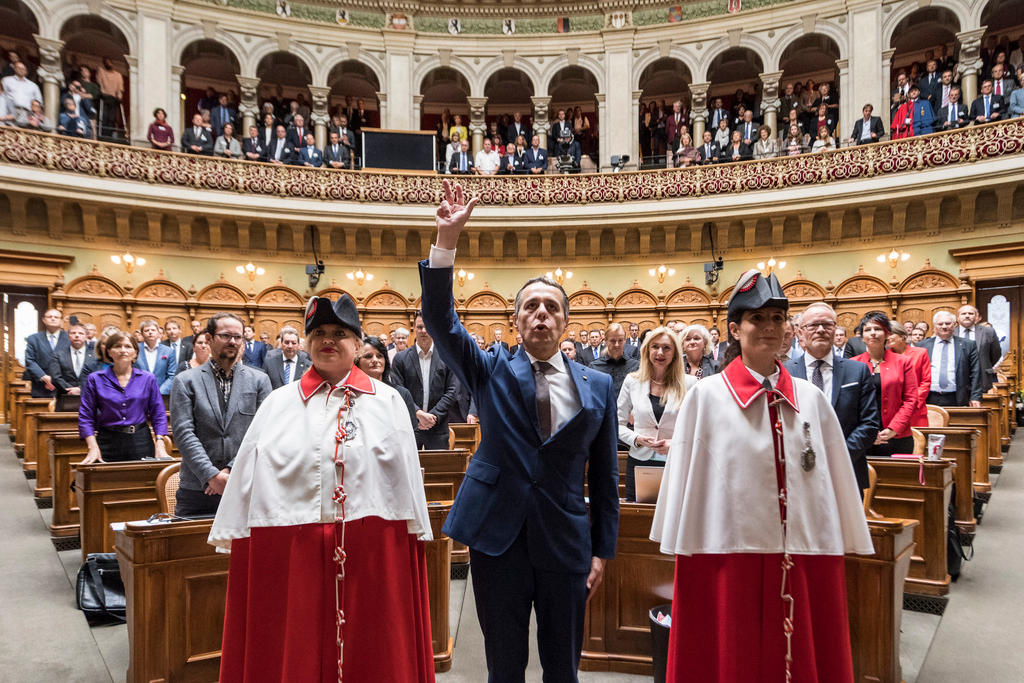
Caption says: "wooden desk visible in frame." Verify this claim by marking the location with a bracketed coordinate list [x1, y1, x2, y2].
[420, 449, 471, 564]
[5, 379, 28, 425]
[115, 504, 455, 682]
[915, 426, 978, 541]
[980, 395, 1006, 464]
[579, 504, 916, 683]
[9, 386, 31, 443]
[449, 422, 481, 452]
[946, 407, 996, 498]
[993, 382, 1016, 436]
[75, 459, 180, 561]
[15, 397, 51, 462]
[49, 432, 88, 547]
[24, 411, 78, 503]
[868, 458, 952, 596]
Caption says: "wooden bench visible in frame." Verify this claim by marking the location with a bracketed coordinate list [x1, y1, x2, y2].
[23, 411, 78, 504]
[579, 503, 917, 683]
[9, 386, 31, 442]
[114, 502, 455, 682]
[49, 431, 88, 548]
[75, 459, 181, 561]
[913, 426, 978, 543]
[419, 449, 471, 564]
[946, 406, 997, 500]
[5, 379, 29, 426]
[15, 396, 52, 463]
[449, 422, 481, 452]
[867, 458, 952, 596]
[980, 394, 1006, 466]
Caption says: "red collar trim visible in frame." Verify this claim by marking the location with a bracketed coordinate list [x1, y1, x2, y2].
[721, 359, 799, 412]
[298, 365, 376, 403]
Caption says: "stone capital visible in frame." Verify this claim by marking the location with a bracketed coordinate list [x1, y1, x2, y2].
[688, 82, 711, 113]
[33, 35, 64, 68]
[307, 84, 331, 114]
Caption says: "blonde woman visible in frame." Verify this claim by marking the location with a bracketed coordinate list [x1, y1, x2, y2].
[617, 326, 697, 501]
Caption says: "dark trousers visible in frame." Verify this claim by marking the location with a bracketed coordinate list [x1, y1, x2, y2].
[415, 424, 449, 450]
[867, 435, 915, 458]
[624, 454, 665, 502]
[174, 486, 221, 517]
[96, 426, 154, 462]
[469, 525, 589, 683]
[927, 391, 960, 407]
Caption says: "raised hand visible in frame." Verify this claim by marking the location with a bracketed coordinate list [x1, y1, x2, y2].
[435, 179, 479, 250]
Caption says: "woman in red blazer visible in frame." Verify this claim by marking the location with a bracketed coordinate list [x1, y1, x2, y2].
[887, 321, 931, 428]
[853, 311, 919, 456]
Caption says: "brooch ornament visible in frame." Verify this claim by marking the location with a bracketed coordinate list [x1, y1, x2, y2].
[800, 421, 816, 472]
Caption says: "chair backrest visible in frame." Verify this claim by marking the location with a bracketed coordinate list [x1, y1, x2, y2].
[927, 404, 949, 427]
[911, 427, 926, 455]
[863, 463, 880, 518]
[448, 427, 455, 450]
[155, 462, 181, 514]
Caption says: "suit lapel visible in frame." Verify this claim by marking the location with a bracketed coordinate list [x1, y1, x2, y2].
[426, 351, 438, 406]
[830, 355, 842, 407]
[200, 366, 225, 426]
[509, 350, 541, 439]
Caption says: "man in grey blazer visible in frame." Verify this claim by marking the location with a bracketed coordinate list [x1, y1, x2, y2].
[170, 312, 272, 516]
[956, 305, 1002, 392]
[263, 326, 311, 390]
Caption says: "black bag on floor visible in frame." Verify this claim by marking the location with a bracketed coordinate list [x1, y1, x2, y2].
[76, 553, 126, 625]
[947, 504, 973, 581]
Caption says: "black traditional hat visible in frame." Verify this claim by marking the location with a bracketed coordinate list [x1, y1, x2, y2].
[304, 294, 362, 337]
[726, 269, 789, 324]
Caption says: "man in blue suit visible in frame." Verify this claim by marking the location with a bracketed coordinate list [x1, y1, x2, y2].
[420, 181, 619, 683]
[784, 302, 880, 493]
[525, 134, 548, 174]
[136, 319, 176, 397]
[297, 132, 323, 168]
[22, 308, 69, 397]
[241, 325, 268, 369]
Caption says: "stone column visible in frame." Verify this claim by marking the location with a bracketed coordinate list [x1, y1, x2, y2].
[171, 64, 185, 142]
[375, 91, 388, 130]
[595, 92, 607, 170]
[126, 55, 140, 143]
[835, 59, 850, 142]
[136, 13, 173, 146]
[236, 75, 260, 135]
[413, 94, 424, 129]
[33, 35, 64, 127]
[630, 89, 642, 164]
[688, 82, 710, 142]
[308, 85, 330, 149]
[847, 0, 883, 133]
[881, 48, 896, 124]
[531, 95, 551, 148]
[758, 71, 783, 139]
[383, 31, 414, 129]
[467, 96, 488, 155]
[602, 32, 635, 167]
[957, 28, 987, 105]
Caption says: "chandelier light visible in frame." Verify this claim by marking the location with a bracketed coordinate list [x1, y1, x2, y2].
[877, 249, 911, 268]
[755, 257, 787, 276]
[235, 262, 266, 281]
[346, 268, 374, 286]
[456, 269, 475, 287]
[110, 252, 145, 273]
[648, 264, 676, 284]
[545, 267, 573, 285]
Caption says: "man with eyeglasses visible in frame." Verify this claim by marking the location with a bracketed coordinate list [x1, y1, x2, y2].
[170, 312, 272, 516]
[784, 303, 880, 495]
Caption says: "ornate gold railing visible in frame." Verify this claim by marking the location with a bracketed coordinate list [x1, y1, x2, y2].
[0, 120, 1022, 206]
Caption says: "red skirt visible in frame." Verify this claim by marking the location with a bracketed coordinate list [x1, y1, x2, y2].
[220, 517, 435, 683]
[666, 553, 853, 683]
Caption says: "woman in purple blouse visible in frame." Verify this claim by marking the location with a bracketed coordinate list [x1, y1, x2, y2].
[147, 108, 175, 151]
[79, 331, 169, 463]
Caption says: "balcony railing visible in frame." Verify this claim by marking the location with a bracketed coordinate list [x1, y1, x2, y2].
[0, 120, 1021, 206]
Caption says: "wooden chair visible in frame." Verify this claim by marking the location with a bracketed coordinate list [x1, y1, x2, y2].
[911, 427, 926, 455]
[926, 405, 949, 427]
[863, 463, 882, 519]
[155, 463, 181, 514]
[448, 427, 455, 450]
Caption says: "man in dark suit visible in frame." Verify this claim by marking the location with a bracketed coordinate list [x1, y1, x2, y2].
[170, 312, 272, 516]
[665, 99, 687, 150]
[266, 125, 295, 165]
[242, 125, 266, 162]
[505, 111, 531, 146]
[849, 104, 885, 144]
[163, 320, 193, 367]
[696, 130, 720, 164]
[509, 333, 523, 356]
[286, 113, 309, 149]
[957, 305, 1002, 392]
[47, 322, 98, 411]
[22, 308, 68, 397]
[970, 79, 1006, 125]
[580, 329, 605, 366]
[550, 108, 580, 168]
[918, 311, 982, 407]
[566, 329, 585, 358]
[737, 109, 760, 147]
[488, 328, 510, 353]
[181, 113, 214, 155]
[329, 113, 356, 157]
[991, 63, 1016, 99]
[323, 130, 351, 169]
[833, 325, 857, 358]
[937, 87, 969, 130]
[420, 181, 618, 682]
[785, 303, 880, 493]
[262, 326, 311, 390]
[625, 323, 642, 359]
[449, 139, 475, 175]
[524, 135, 548, 174]
[707, 97, 730, 131]
[297, 132, 323, 168]
[590, 324, 639, 398]
[391, 313, 458, 449]
[845, 328, 867, 357]
[918, 59, 942, 111]
[240, 325, 268, 369]
[210, 93, 236, 138]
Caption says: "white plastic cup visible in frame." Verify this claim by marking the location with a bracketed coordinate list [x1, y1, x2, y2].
[927, 434, 946, 461]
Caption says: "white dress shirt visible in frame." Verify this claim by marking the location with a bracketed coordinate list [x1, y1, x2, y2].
[859, 117, 873, 141]
[929, 337, 957, 393]
[959, 326, 975, 342]
[144, 344, 159, 372]
[803, 351, 834, 399]
[1, 75, 42, 111]
[416, 343, 433, 409]
[524, 348, 581, 435]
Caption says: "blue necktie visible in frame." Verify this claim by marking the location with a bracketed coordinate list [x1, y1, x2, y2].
[460, 154, 466, 172]
[985, 96, 990, 118]
[283, 359, 292, 384]
[48, 333, 56, 350]
[938, 340, 951, 390]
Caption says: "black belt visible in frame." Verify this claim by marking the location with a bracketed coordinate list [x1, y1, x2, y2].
[99, 423, 147, 434]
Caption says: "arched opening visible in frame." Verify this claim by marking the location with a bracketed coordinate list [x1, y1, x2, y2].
[420, 67, 470, 165]
[326, 59, 380, 130]
[638, 57, 694, 166]
[0, 0, 40, 76]
[256, 51, 313, 128]
[59, 14, 131, 141]
[706, 47, 765, 141]
[980, 0, 1024, 82]
[179, 40, 241, 134]
[888, 7, 960, 84]
[483, 68, 535, 151]
[779, 34, 842, 143]
[548, 65, 600, 168]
